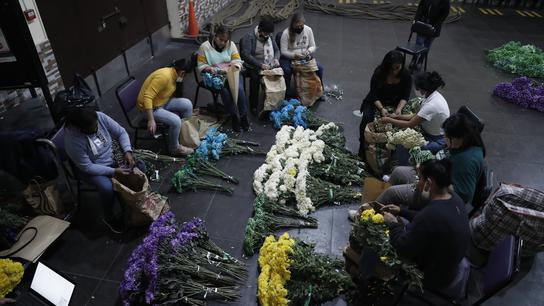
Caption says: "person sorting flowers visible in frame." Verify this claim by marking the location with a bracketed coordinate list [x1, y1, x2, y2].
[382, 159, 471, 298]
[240, 16, 280, 114]
[359, 50, 412, 158]
[197, 25, 249, 132]
[279, 13, 324, 96]
[64, 107, 144, 234]
[380, 71, 450, 153]
[137, 58, 194, 156]
[356, 112, 485, 218]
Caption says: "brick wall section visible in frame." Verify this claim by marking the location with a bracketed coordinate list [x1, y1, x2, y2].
[177, 0, 232, 32]
[0, 40, 63, 114]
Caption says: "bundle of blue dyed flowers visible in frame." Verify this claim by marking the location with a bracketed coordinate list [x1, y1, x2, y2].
[269, 99, 331, 130]
[195, 128, 264, 161]
[202, 72, 225, 90]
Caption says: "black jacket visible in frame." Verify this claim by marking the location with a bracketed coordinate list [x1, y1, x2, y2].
[239, 31, 280, 71]
[389, 193, 470, 289]
[415, 0, 451, 37]
[361, 69, 412, 111]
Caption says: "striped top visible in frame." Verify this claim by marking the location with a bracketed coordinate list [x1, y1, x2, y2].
[197, 41, 241, 72]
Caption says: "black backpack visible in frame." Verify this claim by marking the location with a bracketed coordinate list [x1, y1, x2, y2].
[53, 74, 96, 123]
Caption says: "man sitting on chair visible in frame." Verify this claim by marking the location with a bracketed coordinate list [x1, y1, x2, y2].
[382, 159, 471, 298]
[64, 107, 144, 234]
[240, 16, 280, 114]
[137, 59, 194, 156]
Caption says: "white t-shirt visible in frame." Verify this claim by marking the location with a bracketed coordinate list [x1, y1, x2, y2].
[417, 91, 450, 136]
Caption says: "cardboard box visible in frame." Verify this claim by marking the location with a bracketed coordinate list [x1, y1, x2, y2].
[362, 177, 391, 203]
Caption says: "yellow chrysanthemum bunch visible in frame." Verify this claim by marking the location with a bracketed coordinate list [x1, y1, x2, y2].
[360, 208, 384, 224]
[0, 259, 24, 298]
[258, 233, 295, 306]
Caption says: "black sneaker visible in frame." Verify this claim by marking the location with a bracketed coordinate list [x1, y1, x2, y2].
[231, 116, 241, 132]
[102, 217, 125, 234]
[240, 115, 250, 131]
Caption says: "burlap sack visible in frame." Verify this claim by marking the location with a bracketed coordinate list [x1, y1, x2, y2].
[259, 68, 286, 113]
[112, 168, 170, 226]
[292, 58, 323, 107]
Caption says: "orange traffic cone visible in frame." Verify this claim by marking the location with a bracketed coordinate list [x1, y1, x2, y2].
[186, 0, 199, 37]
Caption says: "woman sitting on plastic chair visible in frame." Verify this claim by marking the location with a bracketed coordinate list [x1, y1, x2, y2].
[197, 25, 249, 132]
[279, 13, 324, 96]
[137, 59, 194, 156]
[64, 107, 144, 234]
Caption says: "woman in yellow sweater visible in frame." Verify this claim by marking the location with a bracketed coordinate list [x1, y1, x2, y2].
[137, 59, 194, 156]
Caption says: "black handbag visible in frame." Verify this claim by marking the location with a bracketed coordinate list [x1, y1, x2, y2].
[53, 74, 96, 121]
[412, 21, 435, 37]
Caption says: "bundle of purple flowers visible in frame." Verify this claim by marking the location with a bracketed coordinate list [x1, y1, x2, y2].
[119, 212, 247, 305]
[494, 76, 544, 112]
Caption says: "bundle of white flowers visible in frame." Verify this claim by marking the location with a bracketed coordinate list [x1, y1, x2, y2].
[386, 128, 427, 150]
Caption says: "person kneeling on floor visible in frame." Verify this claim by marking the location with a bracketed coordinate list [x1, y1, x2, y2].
[383, 159, 471, 299]
[137, 58, 195, 156]
[64, 107, 144, 234]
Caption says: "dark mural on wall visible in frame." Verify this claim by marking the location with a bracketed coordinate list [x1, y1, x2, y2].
[36, 0, 168, 87]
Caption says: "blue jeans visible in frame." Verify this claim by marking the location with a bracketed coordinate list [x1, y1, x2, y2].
[279, 57, 324, 97]
[422, 133, 445, 154]
[153, 98, 193, 153]
[220, 73, 248, 118]
[80, 160, 145, 220]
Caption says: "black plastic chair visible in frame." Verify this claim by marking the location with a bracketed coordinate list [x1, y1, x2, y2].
[394, 236, 522, 306]
[191, 52, 223, 119]
[115, 77, 168, 151]
[458, 105, 484, 133]
[472, 235, 522, 305]
[396, 23, 430, 72]
[37, 126, 83, 218]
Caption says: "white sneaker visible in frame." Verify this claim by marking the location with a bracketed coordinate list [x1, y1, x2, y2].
[171, 145, 194, 156]
[348, 209, 359, 222]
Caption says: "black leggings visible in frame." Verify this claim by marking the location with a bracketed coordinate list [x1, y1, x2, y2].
[358, 102, 377, 157]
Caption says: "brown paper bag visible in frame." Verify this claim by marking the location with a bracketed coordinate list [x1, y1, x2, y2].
[260, 68, 286, 113]
[22, 179, 63, 216]
[362, 177, 391, 203]
[179, 115, 223, 149]
[292, 58, 323, 107]
[227, 65, 241, 106]
[112, 168, 170, 226]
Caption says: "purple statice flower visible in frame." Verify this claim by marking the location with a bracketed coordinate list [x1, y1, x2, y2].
[180, 218, 205, 234]
[493, 82, 515, 100]
[120, 244, 146, 306]
[511, 76, 531, 90]
[516, 89, 533, 108]
[171, 230, 198, 248]
[533, 95, 544, 112]
[142, 212, 178, 304]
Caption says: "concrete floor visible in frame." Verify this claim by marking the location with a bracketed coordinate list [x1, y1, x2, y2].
[3, 1, 544, 305]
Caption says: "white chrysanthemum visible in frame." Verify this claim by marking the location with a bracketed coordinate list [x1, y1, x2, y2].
[386, 128, 427, 150]
[264, 171, 282, 200]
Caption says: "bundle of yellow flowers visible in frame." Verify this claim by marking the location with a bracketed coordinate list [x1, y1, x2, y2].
[360, 208, 384, 224]
[258, 233, 295, 306]
[0, 258, 24, 298]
